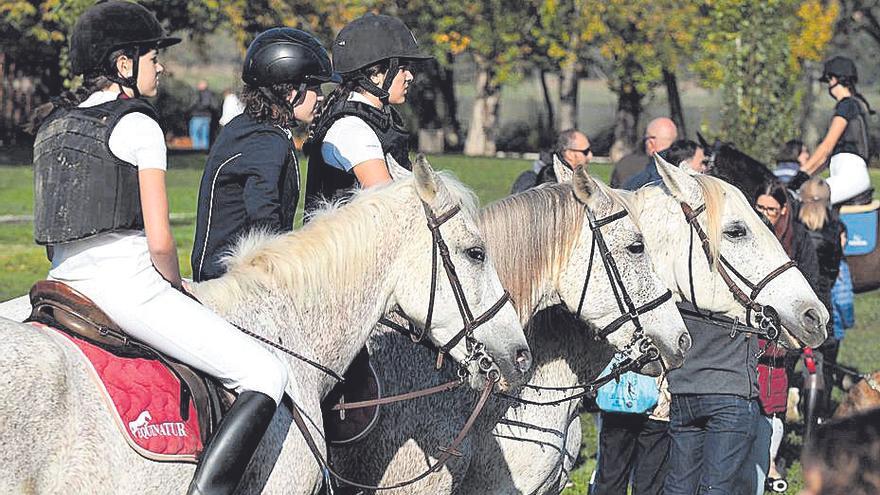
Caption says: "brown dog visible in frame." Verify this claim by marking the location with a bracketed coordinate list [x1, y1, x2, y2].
[834, 370, 880, 418]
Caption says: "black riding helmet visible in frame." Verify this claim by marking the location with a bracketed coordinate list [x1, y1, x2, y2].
[819, 56, 858, 84]
[242, 27, 340, 108]
[69, 1, 180, 96]
[333, 14, 433, 102]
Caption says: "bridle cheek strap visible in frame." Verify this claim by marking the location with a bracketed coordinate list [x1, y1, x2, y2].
[679, 201, 795, 335]
[390, 201, 513, 370]
[576, 207, 672, 342]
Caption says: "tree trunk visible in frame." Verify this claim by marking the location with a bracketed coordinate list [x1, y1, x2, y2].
[464, 62, 501, 156]
[663, 68, 687, 137]
[539, 69, 555, 134]
[610, 82, 643, 162]
[437, 53, 462, 150]
[558, 63, 578, 131]
[798, 60, 821, 146]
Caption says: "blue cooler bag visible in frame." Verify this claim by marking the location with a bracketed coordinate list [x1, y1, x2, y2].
[595, 356, 659, 414]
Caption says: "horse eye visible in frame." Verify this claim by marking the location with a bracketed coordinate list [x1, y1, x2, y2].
[724, 227, 747, 239]
[626, 241, 645, 254]
[466, 247, 486, 262]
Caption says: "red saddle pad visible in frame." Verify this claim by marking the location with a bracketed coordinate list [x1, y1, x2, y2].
[33, 322, 204, 462]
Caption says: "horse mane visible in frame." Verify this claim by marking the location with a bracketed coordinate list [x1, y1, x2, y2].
[631, 174, 725, 269]
[479, 180, 633, 324]
[195, 171, 478, 311]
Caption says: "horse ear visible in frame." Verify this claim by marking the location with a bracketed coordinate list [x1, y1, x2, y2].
[678, 160, 700, 176]
[696, 132, 710, 149]
[413, 154, 439, 204]
[386, 153, 412, 181]
[656, 153, 701, 203]
[553, 154, 574, 183]
[572, 165, 610, 210]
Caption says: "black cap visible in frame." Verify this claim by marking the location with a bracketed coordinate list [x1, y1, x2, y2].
[242, 28, 341, 87]
[69, 1, 180, 76]
[820, 56, 858, 83]
[332, 14, 433, 75]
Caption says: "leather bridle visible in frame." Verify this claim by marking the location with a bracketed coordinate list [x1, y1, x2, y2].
[380, 199, 513, 377]
[680, 201, 796, 339]
[574, 205, 672, 346]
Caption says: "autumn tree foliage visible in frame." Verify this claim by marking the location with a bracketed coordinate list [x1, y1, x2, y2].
[694, 0, 839, 162]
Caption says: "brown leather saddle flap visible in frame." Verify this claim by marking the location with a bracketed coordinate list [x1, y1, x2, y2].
[322, 347, 382, 445]
[27, 280, 224, 443]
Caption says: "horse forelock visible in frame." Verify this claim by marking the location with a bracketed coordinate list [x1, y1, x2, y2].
[693, 175, 728, 268]
[479, 184, 585, 324]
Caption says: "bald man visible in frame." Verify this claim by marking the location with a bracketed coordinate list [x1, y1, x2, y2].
[619, 117, 678, 191]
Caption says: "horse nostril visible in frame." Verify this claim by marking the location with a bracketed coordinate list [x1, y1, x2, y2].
[678, 332, 692, 354]
[515, 348, 532, 374]
[802, 308, 821, 330]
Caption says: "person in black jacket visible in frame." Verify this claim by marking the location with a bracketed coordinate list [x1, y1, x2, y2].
[191, 28, 339, 282]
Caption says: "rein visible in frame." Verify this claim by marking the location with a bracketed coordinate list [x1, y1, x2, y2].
[680, 201, 795, 339]
[290, 375, 498, 491]
[497, 343, 661, 407]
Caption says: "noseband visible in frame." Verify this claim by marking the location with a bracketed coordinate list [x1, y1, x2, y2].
[381, 199, 512, 377]
[680, 201, 796, 339]
[574, 205, 672, 343]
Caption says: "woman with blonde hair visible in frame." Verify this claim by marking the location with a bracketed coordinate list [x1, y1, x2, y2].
[799, 177, 844, 422]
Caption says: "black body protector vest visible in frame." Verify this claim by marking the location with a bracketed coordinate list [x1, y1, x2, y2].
[304, 98, 411, 215]
[834, 98, 871, 162]
[33, 98, 159, 245]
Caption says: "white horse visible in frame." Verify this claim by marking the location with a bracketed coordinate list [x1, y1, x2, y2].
[326, 157, 829, 494]
[0, 157, 530, 494]
[324, 165, 691, 492]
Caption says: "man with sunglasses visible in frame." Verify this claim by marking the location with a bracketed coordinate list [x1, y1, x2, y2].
[191, 28, 339, 282]
[511, 129, 593, 193]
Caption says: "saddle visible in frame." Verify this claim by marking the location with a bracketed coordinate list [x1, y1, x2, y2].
[26, 280, 225, 448]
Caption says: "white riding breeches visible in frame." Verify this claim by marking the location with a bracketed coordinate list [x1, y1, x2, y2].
[827, 153, 871, 205]
[52, 265, 288, 404]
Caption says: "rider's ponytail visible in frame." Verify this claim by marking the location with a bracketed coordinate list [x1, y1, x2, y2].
[27, 48, 129, 134]
[27, 75, 113, 134]
[841, 77, 876, 115]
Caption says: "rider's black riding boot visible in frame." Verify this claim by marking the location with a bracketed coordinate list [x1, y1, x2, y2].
[187, 391, 277, 495]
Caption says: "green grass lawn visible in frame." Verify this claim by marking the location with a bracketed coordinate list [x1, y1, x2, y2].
[1, 154, 877, 494]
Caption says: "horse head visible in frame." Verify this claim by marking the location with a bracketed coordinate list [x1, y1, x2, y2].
[391, 155, 531, 391]
[513, 157, 691, 373]
[651, 155, 827, 348]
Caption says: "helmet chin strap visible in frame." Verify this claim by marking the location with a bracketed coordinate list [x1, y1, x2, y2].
[108, 47, 141, 98]
[827, 80, 839, 99]
[357, 57, 399, 105]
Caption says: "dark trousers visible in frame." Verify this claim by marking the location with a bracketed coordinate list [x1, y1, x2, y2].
[591, 412, 669, 495]
[664, 394, 760, 495]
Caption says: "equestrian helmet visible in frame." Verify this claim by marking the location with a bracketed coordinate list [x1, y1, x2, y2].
[820, 56, 858, 84]
[69, 1, 180, 77]
[332, 14, 432, 75]
[242, 28, 341, 87]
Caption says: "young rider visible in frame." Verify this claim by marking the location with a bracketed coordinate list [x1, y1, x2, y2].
[794, 56, 874, 204]
[31, 3, 286, 494]
[191, 27, 338, 282]
[303, 13, 433, 214]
